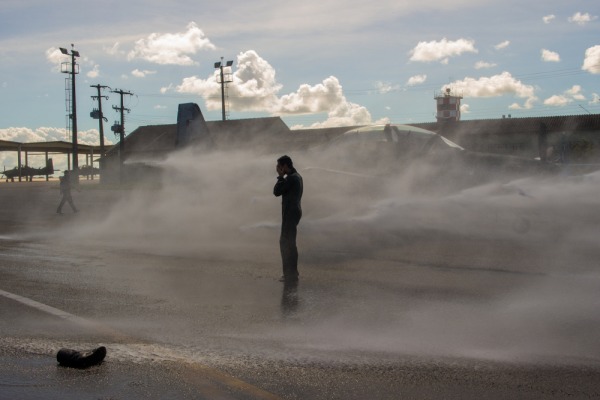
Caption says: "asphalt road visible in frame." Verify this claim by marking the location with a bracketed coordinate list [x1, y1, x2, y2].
[1, 180, 599, 399]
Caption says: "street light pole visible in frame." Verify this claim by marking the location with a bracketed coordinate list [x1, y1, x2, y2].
[71, 50, 78, 173]
[214, 58, 234, 121]
[220, 64, 226, 121]
[60, 45, 80, 180]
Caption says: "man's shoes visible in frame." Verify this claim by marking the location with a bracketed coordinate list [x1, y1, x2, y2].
[57, 346, 107, 368]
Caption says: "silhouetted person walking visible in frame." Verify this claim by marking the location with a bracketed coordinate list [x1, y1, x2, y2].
[57, 170, 78, 214]
[273, 155, 303, 282]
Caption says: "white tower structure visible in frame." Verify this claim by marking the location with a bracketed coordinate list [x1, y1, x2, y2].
[434, 88, 463, 122]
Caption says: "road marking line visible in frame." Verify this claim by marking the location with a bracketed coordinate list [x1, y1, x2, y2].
[0, 288, 90, 323]
[0, 288, 125, 339]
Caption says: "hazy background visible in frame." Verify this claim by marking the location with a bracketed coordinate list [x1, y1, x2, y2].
[28, 143, 595, 365]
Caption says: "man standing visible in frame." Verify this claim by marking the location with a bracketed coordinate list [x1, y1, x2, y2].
[56, 170, 78, 214]
[273, 155, 303, 282]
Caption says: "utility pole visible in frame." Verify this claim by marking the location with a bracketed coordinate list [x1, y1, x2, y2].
[60, 44, 80, 180]
[111, 89, 133, 183]
[90, 84, 110, 167]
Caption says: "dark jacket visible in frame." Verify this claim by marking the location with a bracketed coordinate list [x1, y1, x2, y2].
[273, 168, 303, 221]
[59, 175, 71, 195]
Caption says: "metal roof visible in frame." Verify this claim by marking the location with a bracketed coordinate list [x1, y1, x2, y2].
[413, 114, 600, 136]
[0, 140, 110, 154]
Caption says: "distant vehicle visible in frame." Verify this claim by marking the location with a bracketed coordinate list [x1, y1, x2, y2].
[2, 159, 55, 182]
[305, 124, 550, 193]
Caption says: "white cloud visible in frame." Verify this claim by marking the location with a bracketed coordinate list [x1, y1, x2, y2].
[445, 72, 537, 109]
[131, 69, 157, 78]
[87, 64, 100, 78]
[167, 50, 376, 128]
[475, 61, 496, 69]
[301, 98, 377, 129]
[409, 38, 477, 64]
[508, 103, 522, 110]
[582, 45, 600, 74]
[0, 127, 112, 172]
[45, 47, 67, 72]
[375, 81, 400, 93]
[173, 50, 281, 112]
[278, 77, 345, 114]
[566, 85, 585, 101]
[494, 40, 510, 50]
[277, 76, 376, 128]
[1, 126, 60, 142]
[160, 84, 174, 94]
[104, 42, 123, 56]
[568, 12, 598, 26]
[544, 94, 571, 107]
[46, 47, 98, 79]
[460, 103, 470, 114]
[406, 75, 427, 86]
[0, 127, 107, 146]
[127, 22, 216, 65]
[289, 79, 386, 127]
[541, 49, 560, 62]
[543, 85, 586, 106]
[543, 14, 556, 24]
[590, 93, 600, 104]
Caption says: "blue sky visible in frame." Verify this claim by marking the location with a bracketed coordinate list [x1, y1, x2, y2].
[0, 0, 598, 151]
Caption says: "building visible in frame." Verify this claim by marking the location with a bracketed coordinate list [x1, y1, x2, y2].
[101, 103, 355, 183]
[414, 114, 600, 162]
[101, 101, 600, 183]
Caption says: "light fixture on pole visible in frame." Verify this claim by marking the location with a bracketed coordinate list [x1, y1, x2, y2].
[60, 44, 81, 178]
[214, 58, 234, 121]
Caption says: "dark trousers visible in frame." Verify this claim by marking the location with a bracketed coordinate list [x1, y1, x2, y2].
[57, 193, 77, 213]
[280, 216, 300, 280]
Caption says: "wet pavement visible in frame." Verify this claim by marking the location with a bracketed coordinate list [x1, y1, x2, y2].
[1, 180, 600, 399]
[0, 348, 249, 400]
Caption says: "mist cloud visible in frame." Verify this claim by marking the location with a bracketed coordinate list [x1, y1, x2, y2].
[57, 144, 600, 363]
